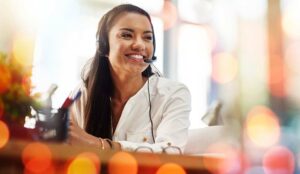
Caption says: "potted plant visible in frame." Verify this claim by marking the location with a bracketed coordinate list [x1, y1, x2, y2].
[0, 51, 40, 139]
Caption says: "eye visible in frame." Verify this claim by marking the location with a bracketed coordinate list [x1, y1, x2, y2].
[144, 35, 153, 41]
[120, 32, 132, 39]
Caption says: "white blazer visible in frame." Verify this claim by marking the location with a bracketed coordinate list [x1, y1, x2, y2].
[69, 75, 191, 153]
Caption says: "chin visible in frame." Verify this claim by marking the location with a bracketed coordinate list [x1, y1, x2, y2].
[129, 67, 147, 75]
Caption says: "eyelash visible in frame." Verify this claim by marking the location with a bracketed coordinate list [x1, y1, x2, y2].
[120, 33, 153, 41]
[145, 36, 153, 41]
[121, 33, 132, 39]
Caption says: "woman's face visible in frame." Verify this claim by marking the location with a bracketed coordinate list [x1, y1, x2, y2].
[108, 12, 154, 76]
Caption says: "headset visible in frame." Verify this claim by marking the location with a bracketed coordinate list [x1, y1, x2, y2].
[144, 56, 160, 143]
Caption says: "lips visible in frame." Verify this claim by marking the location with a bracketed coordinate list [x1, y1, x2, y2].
[126, 54, 144, 59]
[126, 54, 146, 62]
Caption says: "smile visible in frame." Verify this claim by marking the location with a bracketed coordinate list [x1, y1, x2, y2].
[126, 54, 146, 62]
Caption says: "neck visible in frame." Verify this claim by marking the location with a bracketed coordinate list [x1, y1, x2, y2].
[111, 73, 147, 102]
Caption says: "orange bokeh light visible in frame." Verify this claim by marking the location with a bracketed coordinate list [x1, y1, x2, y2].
[246, 106, 280, 148]
[108, 152, 138, 174]
[263, 146, 295, 174]
[0, 64, 12, 94]
[0, 120, 10, 148]
[160, 1, 178, 30]
[22, 142, 53, 173]
[156, 163, 186, 174]
[67, 152, 100, 174]
[212, 52, 238, 84]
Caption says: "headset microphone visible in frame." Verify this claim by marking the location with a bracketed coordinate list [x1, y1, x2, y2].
[144, 56, 157, 63]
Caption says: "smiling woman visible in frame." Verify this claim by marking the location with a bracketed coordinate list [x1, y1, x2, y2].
[67, 4, 191, 154]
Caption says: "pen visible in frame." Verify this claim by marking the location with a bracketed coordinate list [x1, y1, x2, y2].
[61, 90, 81, 109]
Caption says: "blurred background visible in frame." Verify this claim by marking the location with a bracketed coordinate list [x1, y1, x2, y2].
[1, 0, 300, 173]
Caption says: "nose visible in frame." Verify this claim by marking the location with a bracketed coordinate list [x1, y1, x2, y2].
[131, 37, 145, 51]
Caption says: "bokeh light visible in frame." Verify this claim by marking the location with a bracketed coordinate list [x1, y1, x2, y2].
[108, 151, 138, 174]
[0, 63, 12, 94]
[0, 120, 10, 148]
[22, 142, 52, 173]
[67, 152, 100, 174]
[160, 0, 177, 30]
[156, 163, 186, 174]
[263, 146, 295, 174]
[12, 34, 35, 67]
[203, 143, 248, 174]
[246, 106, 280, 148]
[212, 52, 238, 84]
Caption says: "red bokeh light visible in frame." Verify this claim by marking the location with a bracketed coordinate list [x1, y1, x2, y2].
[263, 146, 295, 174]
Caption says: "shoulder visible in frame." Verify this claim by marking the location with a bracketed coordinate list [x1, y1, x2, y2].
[150, 76, 190, 99]
[150, 77, 191, 103]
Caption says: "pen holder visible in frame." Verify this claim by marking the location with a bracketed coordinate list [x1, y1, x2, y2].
[34, 108, 69, 142]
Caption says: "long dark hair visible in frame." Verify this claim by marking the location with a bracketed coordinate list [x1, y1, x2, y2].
[82, 4, 156, 139]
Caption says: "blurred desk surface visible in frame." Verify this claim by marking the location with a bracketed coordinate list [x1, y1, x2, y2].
[0, 139, 223, 174]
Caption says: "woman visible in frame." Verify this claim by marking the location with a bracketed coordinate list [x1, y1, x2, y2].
[68, 4, 191, 153]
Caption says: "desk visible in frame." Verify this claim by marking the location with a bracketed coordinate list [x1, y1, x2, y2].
[0, 139, 223, 174]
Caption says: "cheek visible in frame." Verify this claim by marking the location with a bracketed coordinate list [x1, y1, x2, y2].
[147, 43, 154, 56]
[109, 40, 127, 55]
[108, 43, 128, 65]
[108, 45, 121, 60]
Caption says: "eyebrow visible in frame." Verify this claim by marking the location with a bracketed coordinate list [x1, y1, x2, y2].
[119, 28, 153, 34]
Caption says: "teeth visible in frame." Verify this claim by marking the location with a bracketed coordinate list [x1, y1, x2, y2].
[128, 54, 143, 59]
